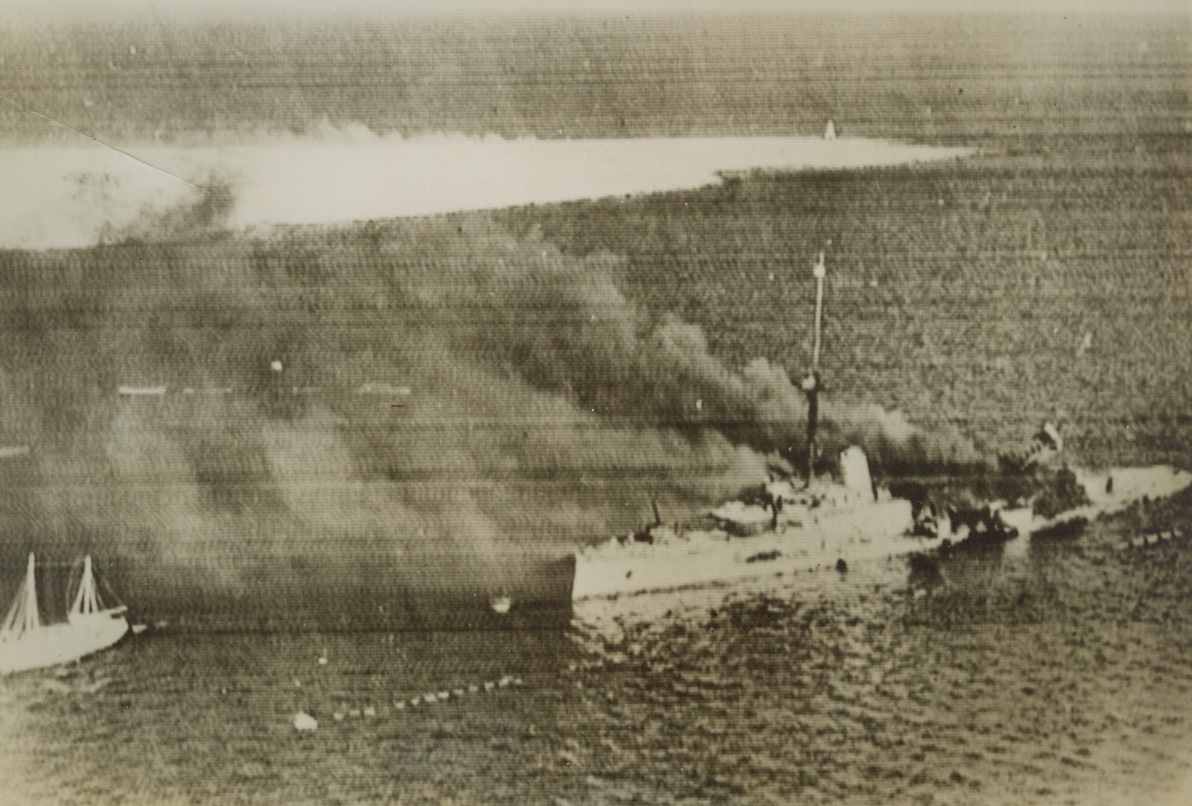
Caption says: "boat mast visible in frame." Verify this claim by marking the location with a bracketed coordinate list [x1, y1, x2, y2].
[71, 555, 99, 616]
[23, 553, 39, 633]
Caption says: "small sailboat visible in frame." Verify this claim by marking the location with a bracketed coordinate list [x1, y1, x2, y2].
[0, 554, 130, 675]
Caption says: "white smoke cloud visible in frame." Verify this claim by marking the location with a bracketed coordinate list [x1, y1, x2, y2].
[0, 134, 970, 250]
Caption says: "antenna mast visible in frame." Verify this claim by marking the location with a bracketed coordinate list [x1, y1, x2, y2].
[802, 252, 827, 487]
[812, 251, 825, 370]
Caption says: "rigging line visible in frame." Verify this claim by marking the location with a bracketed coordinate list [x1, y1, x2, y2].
[0, 92, 210, 194]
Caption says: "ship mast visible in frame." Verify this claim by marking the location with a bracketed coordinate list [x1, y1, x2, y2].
[2, 554, 40, 638]
[812, 252, 825, 370]
[71, 555, 100, 616]
[802, 252, 826, 487]
[24, 554, 38, 632]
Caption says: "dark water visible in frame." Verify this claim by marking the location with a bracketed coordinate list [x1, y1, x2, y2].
[3, 517, 1192, 805]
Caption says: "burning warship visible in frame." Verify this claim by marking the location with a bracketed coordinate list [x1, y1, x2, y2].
[572, 252, 919, 600]
[570, 253, 1192, 602]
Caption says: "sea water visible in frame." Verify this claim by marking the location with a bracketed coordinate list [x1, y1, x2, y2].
[2, 525, 1191, 805]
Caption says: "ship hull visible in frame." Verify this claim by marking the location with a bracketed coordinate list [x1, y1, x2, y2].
[0, 611, 129, 675]
[573, 499, 917, 600]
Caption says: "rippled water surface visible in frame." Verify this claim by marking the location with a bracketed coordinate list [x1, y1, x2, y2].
[3, 514, 1192, 805]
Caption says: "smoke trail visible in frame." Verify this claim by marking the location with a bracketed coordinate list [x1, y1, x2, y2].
[103, 176, 237, 244]
[0, 179, 979, 627]
[0, 133, 968, 249]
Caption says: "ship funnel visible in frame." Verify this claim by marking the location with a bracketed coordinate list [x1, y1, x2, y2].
[840, 446, 875, 501]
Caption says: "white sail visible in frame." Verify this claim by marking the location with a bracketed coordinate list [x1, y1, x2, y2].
[71, 555, 101, 616]
[0, 554, 130, 675]
[0, 554, 40, 639]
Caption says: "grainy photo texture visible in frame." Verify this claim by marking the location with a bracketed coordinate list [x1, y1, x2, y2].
[0, 2, 1189, 803]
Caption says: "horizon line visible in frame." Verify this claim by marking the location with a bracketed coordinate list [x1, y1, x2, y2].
[1, 1, 1188, 28]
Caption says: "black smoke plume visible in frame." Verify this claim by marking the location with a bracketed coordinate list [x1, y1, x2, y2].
[0, 204, 977, 628]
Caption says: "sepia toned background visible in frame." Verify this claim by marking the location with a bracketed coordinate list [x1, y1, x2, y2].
[0, 2, 1189, 803]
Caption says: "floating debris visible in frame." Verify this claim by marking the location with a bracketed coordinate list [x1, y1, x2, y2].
[293, 712, 318, 732]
